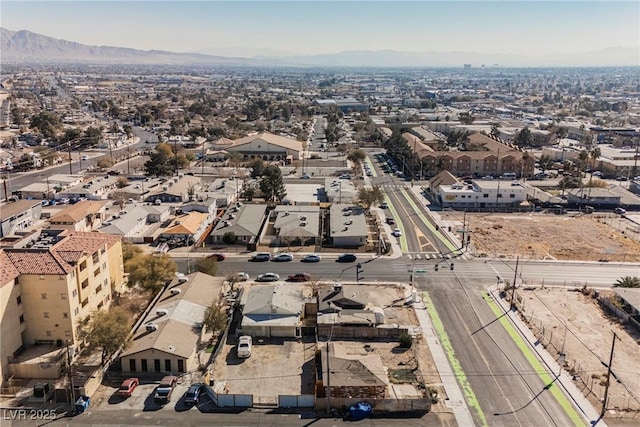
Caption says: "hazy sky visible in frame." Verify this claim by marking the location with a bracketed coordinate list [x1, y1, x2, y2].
[2, 1, 639, 57]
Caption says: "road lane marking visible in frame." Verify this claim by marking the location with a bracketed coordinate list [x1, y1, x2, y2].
[399, 188, 459, 253]
[385, 200, 409, 252]
[482, 293, 585, 427]
[423, 291, 488, 427]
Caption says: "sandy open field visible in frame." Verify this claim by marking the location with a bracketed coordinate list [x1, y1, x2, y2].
[441, 212, 640, 262]
[515, 287, 640, 415]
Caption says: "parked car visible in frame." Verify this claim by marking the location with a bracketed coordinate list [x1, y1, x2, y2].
[234, 272, 250, 282]
[288, 273, 311, 282]
[184, 383, 204, 406]
[386, 217, 395, 225]
[256, 272, 280, 282]
[118, 378, 139, 397]
[251, 252, 271, 262]
[154, 376, 178, 404]
[337, 253, 357, 263]
[207, 253, 225, 261]
[392, 228, 402, 237]
[614, 207, 627, 214]
[300, 174, 310, 179]
[237, 336, 252, 358]
[616, 176, 628, 181]
[379, 202, 388, 209]
[301, 253, 321, 263]
[272, 253, 294, 262]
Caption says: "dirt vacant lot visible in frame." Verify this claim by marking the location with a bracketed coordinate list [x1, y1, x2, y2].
[442, 212, 640, 262]
[516, 287, 640, 415]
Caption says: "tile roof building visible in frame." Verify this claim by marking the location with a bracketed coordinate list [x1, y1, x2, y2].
[0, 231, 125, 386]
[48, 200, 108, 231]
[215, 132, 303, 162]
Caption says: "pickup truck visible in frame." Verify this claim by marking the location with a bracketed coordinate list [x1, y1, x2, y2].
[154, 376, 177, 404]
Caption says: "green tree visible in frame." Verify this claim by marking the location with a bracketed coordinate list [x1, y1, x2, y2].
[77, 307, 130, 365]
[614, 276, 640, 288]
[247, 158, 266, 178]
[194, 257, 218, 276]
[490, 123, 501, 139]
[96, 158, 115, 170]
[125, 253, 176, 293]
[202, 300, 228, 334]
[30, 111, 62, 139]
[514, 127, 533, 148]
[144, 150, 173, 177]
[538, 155, 554, 173]
[357, 185, 385, 210]
[223, 231, 237, 244]
[459, 112, 475, 125]
[398, 332, 413, 349]
[260, 165, 287, 203]
[122, 242, 142, 263]
[346, 148, 366, 165]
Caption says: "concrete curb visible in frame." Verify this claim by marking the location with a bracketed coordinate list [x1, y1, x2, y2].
[486, 285, 606, 427]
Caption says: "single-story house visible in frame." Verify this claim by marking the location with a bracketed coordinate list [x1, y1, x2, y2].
[209, 203, 267, 244]
[272, 205, 321, 246]
[203, 178, 241, 208]
[566, 188, 622, 206]
[239, 283, 308, 338]
[48, 200, 108, 232]
[0, 199, 42, 238]
[146, 176, 202, 203]
[99, 207, 150, 240]
[159, 211, 212, 244]
[120, 272, 223, 374]
[328, 204, 368, 248]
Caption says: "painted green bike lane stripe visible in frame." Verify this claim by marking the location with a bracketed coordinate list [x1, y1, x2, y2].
[423, 292, 488, 427]
[365, 157, 378, 177]
[399, 188, 459, 253]
[482, 293, 585, 427]
[385, 201, 408, 252]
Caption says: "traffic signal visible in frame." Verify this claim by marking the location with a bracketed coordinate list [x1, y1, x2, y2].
[434, 264, 439, 271]
[356, 263, 364, 283]
[450, 263, 454, 271]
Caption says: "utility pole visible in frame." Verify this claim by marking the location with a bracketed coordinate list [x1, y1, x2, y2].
[67, 141, 73, 174]
[510, 256, 519, 310]
[600, 331, 621, 418]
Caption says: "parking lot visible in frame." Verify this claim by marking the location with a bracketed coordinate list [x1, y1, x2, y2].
[91, 376, 204, 412]
[212, 337, 316, 401]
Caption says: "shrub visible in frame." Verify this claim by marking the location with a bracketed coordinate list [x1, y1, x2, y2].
[398, 332, 413, 349]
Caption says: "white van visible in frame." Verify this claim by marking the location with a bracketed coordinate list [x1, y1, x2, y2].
[501, 172, 517, 180]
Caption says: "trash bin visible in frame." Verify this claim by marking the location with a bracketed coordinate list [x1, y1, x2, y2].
[75, 395, 90, 413]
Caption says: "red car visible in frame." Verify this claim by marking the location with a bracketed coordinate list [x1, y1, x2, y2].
[207, 253, 225, 261]
[118, 378, 139, 397]
[288, 273, 311, 282]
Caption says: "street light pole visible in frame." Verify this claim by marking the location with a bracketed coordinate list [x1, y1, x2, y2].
[510, 256, 519, 310]
[66, 340, 76, 412]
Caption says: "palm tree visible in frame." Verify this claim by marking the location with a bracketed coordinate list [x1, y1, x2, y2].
[614, 276, 640, 288]
[587, 147, 601, 199]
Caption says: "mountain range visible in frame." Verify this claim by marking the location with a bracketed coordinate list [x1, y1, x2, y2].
[2, 27, 638, 67]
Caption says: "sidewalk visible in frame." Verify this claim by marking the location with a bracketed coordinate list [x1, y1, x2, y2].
[405, 284, 476, 426]
[487, 286, 606, 427]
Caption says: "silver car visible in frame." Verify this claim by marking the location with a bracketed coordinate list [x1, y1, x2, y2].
[256, 272, 280, 282]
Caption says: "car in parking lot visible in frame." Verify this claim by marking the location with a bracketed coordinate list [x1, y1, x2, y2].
[154, 376, 178, 404]
[392, 228, 402, 237]
[301, 253, 321, 263]
[184, 383, 204, 406]
[207, 253, 225, 261]
[272, 253, 294, 262]
[337, 253, 357, 263]
[616, 176, 628, 181]
[256, 272, 280, 282]
[251, 252, 271, 262]
[237, 336, 252, 358]
[288, 272, 311, 282]
[118, 378, 139, 397]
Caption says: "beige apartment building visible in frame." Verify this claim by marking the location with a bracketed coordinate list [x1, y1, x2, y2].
[0, 231, 124, 386]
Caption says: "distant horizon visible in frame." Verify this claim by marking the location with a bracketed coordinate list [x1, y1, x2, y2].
[2, 1, 639, 66]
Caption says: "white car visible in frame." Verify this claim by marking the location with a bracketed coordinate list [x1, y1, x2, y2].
[237, 336, 252, 358]
[272, 253, 294, 262]
[392, 228, 402, 237]
[234, 272, 250, 282]
[256, 272, 280, 282]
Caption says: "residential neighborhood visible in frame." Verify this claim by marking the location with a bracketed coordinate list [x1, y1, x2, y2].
[1, 8, 639, 426]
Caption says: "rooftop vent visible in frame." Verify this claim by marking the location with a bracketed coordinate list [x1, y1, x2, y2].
[145, 322, 158, 332]
[170, 288, 182, 295]
[156, 309, 168, 316]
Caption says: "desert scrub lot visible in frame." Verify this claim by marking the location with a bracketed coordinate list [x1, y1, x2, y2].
[441, 212, 640, 262]
[517, 287, 640, 415]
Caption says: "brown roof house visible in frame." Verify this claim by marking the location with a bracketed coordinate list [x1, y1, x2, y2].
[48, 200, 108, 231]
[120, 272, 223, 374]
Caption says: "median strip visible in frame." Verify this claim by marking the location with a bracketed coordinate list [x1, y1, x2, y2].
[399, 188, 458, 253]
[423, 292, 488, 427]
[482, 293, 584, 427]
[385, 199, 408, 252]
